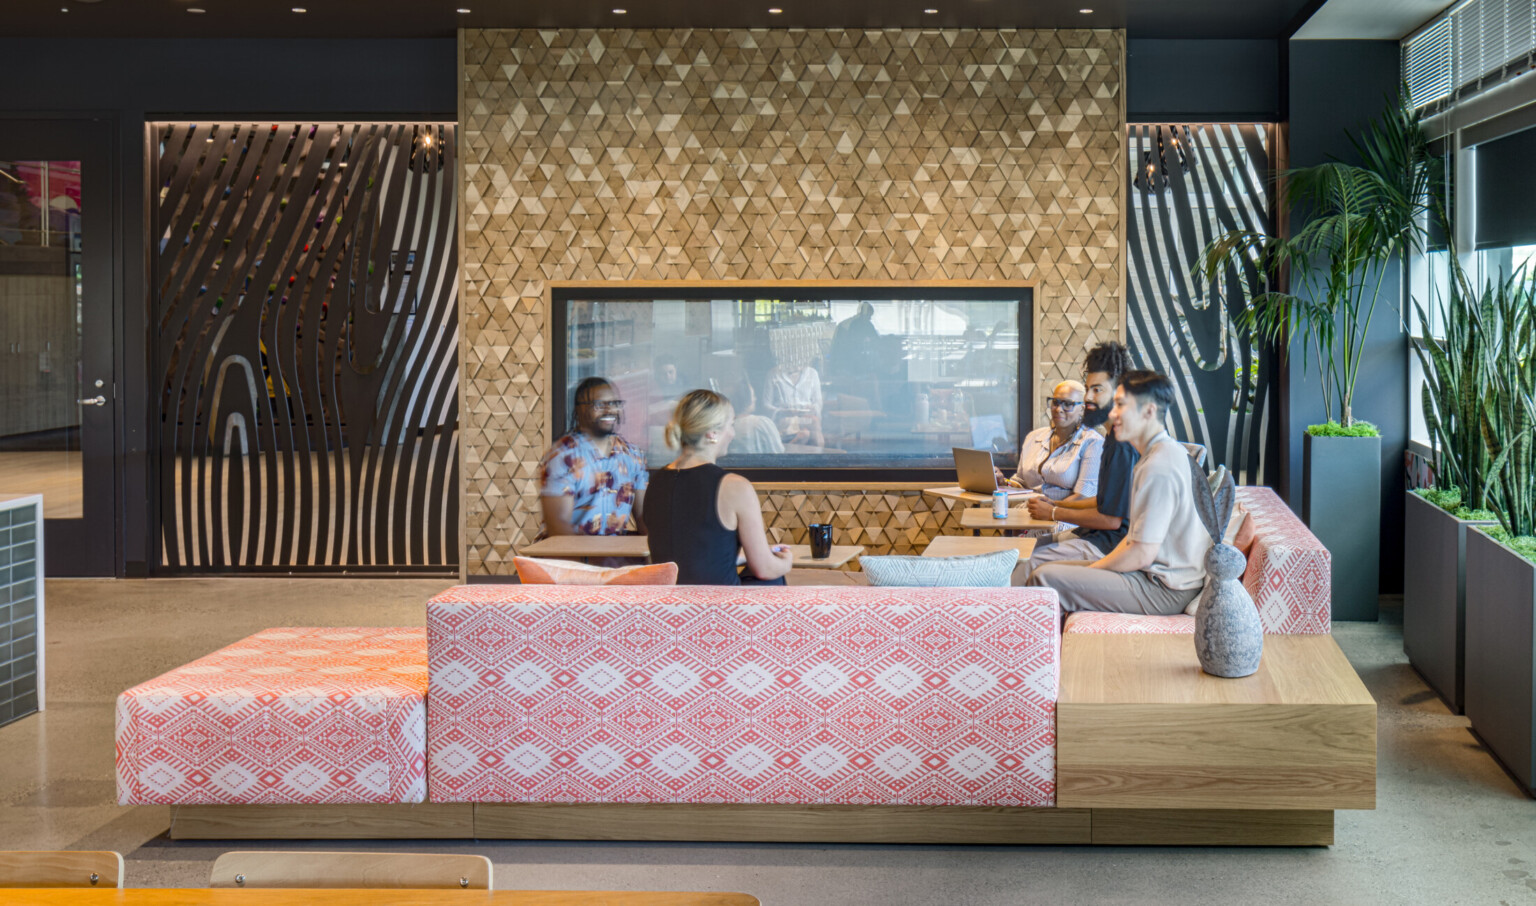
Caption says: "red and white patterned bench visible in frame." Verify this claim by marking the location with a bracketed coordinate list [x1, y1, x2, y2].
[116, 627, 428, 805]
[1063, 486, 1331, 636]
[426, 585, 1061, 807]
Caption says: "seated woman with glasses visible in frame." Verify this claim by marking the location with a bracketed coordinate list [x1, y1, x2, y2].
[645, 389, 795, 585]
[538, 377, 649, 538]
[1005, 380, 1104, 503]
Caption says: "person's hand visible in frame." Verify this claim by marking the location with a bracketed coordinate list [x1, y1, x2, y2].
[993, 467, 1007, 485]
[770, 544, 794, 561]
[1026, 496, 1055, 520]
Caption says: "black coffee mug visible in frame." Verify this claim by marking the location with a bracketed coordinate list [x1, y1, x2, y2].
[809, 523, 833, 559]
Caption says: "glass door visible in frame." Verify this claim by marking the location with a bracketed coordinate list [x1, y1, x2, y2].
[0, 120, 115, 575]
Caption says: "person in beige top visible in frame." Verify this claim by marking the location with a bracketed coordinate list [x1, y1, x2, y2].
[1026, 370, 1210, 615]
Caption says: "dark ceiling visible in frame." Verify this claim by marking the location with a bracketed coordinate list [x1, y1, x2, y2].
[6, 0, 1322, 39]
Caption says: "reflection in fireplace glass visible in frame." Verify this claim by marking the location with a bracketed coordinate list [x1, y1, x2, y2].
[556, 291, 1030, 470]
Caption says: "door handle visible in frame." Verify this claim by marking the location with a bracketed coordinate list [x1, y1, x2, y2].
[77, 395, 107, 407]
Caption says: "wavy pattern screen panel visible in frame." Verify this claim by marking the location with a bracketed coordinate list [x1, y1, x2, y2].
[153, 123, 458, 570]
[1126, 123, 1277, 485]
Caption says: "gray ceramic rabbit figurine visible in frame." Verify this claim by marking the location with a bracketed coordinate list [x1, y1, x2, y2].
[1188, 456, 1263, 677]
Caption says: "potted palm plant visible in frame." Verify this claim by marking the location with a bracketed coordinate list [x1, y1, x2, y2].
[1405, 267, 1499, 713]
[1465, 272, 1536, 795]
[1198, 95, 1435, 621]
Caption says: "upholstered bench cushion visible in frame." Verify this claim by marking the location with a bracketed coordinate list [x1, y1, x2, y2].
[1234, 487, 1331, 633]
[1062, 489, 1330, 637]
[116, 628, 428, 805]
[1063, 612, 1196, 634]
[427, 585, 1060, 807]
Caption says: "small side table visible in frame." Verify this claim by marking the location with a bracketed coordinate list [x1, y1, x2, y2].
[959, 507, 1056, 533]
[922, 535, 1036, 559]
[783, 544, 864, 569]
[518, 535, 650, 562]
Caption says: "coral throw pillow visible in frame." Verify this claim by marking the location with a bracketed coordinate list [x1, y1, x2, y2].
[513, 556, 678, 586]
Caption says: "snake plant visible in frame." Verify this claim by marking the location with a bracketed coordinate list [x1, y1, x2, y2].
[1412, 265, 1492, 510]
[1475, 272, 1536, 538]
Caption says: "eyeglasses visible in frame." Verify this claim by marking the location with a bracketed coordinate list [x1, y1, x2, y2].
[578, 399, 626, 411]
[1046, 398, 1083, 410]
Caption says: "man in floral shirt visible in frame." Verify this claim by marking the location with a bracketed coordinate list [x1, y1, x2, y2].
[539, 377, 649, 536]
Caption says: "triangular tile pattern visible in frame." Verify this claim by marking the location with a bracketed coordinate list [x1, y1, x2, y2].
[461, 28, 1125, 574]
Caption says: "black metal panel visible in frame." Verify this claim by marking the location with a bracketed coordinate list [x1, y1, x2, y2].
[1126, 123, 1277, 485]
[152, 123, 458, 571]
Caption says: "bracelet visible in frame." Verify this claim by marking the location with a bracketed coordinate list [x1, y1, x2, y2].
[1051, 506, 1058, 521]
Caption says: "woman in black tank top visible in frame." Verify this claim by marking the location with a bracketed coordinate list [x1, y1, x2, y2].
[644, 389, 795, 586]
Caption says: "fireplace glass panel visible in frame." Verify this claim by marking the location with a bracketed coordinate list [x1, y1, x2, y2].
[555, 290, 1030, 470]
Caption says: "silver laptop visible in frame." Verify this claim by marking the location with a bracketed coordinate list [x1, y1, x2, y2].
[953, 447, 1032, 496]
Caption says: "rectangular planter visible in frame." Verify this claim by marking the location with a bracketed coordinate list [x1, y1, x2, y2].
[1465, 527, 1536, 796]
[1302, 433, 1381, 621]
[1403, 491, 1497, 714]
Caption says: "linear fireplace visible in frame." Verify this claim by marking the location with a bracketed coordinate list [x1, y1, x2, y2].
[551, 285, 1033, 477]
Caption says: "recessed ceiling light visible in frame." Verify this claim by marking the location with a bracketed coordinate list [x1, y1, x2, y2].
[768, 7, 782, 13]
[1079, 7, 1093, 12]
[292, 6, 307, 12]
[612, 7, 626, 12]
[187, 6, 205, 12]
[456, 6, 470, 11]
[924, 8, 938, 13]
[60, 6, 68, 10]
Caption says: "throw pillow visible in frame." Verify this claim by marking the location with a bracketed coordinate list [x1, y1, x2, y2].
[859, 549, 1019, 587]
[513, 556, 678, 586]
[1222, 508, 1249, 549]
[1233, 505, 1258, 555]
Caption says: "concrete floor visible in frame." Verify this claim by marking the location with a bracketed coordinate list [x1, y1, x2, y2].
[2, 579, 1532, 904]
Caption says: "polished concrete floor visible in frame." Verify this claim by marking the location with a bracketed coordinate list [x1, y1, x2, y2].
[1, 579, 1532, 904]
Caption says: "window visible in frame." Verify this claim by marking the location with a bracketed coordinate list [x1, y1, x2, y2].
[552, 288, 1031, 472]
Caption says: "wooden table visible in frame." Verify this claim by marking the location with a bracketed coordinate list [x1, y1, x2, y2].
[783, 543, 863, 569]
[517, 535, 650, 561]
[958, 507, 1056, 532]
[1057, 633, 1377, 813]
[3, 891, 758, 905]
[921, 535, 1036, 559]
[922, 485, 1033, 506]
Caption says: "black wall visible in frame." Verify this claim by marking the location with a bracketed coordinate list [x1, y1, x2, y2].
[0, 37, 456, 575]
[1127, 39, 1282, 121]
[1285, 39, 1408, 597]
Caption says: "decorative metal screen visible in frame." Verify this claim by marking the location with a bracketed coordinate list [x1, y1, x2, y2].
[1126, 123, 1277, 485]
[153, 123, 458, 571]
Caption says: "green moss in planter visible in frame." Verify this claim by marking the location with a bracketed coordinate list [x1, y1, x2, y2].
[1413, 487, 1500, 522]
[1306, 420, 1381, 437]
[1481, 525, 1536, 566]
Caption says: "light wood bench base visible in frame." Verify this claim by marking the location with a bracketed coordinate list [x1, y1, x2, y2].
[168, 803, 1333, 846]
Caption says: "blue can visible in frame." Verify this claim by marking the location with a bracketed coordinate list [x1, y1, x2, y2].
[993, 489, 1009, 518]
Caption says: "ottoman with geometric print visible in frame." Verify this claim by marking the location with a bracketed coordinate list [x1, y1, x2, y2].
[116, 627, 428, 805]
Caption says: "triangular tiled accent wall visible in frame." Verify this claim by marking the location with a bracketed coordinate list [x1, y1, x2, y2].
[461, 28, 1125, 575]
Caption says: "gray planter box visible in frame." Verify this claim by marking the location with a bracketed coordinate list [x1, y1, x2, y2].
[1403, 491, 1497, 714]
[1302, 433, 1381, 621]
[1465, 527, 1536, 796]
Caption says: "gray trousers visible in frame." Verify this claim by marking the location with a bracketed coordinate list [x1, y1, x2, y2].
[1026, 559, 1200, 615]
[1012, 530, 1106, 585]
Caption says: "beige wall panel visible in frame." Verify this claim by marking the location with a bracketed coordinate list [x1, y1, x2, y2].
[461, 27, 1125, 574]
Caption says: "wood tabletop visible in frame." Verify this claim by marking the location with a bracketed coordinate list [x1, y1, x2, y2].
[1, 891, 759, 905]
[921, 535, 1037, 559]
[1056, 633, 1378, 812]
[1059, 633, 1376, 706]
[517, 535, 650, 560]
[783, 544, 863, 568]
[958, 507, 1056, 531]
[921, 486, 1033, 505]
